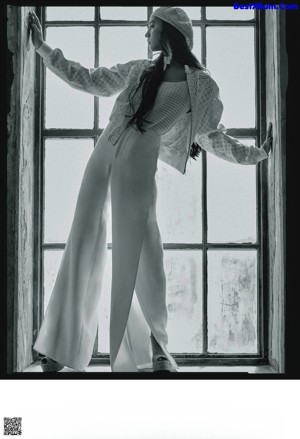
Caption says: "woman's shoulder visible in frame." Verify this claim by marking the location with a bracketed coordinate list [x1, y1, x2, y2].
[189, 67, 219, 88]
[188, 65, 211, 78]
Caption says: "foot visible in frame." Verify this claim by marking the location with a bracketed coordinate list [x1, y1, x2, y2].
[152, 354, 172, 372]
[40, 356, 65, 372]
[150, 333, 172, 372]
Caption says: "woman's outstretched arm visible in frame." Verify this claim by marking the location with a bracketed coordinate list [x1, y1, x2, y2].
[194, 76, 272, 165]
[28, 10, 145, 97]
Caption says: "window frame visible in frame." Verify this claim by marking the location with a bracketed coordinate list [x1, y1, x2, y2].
[32, 6, 269, 367]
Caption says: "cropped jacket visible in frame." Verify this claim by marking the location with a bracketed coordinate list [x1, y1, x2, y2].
[36, 43, 268, 175]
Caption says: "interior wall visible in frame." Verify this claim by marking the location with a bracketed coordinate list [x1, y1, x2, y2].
[265, 10, 287, 373]
[7, 5, 37, 373]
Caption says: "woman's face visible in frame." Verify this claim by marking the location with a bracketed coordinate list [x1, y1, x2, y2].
[145, 17, 163, 52]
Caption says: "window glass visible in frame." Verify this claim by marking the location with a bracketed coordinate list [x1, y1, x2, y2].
[43, 250, 63, 315]
[155, 159, 202, 244]
[192, 26, 201, 61]
[45, 27, 95, 129]
[45, 73, 94, 128]
[206, 6, 254, 20]
[46, 7, 94, 21]
[100, 7, 147, 20]
[166, 250, 203, 353]
[44, 139, 94, 243]
[208, 250, 258, 353]
[207, 27, 255, 128]
[207, 139, 257, 243]
[46, 27, 94, 65]
[97, 251, 111, 353]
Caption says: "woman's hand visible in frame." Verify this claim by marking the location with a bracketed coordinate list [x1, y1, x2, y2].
[260, 122, 273, 155]
[28, 10, 44, 50]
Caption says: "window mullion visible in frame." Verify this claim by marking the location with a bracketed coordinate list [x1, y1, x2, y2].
[202, 151, 208, 355]
[40, 5, 47, 332]
[93, 6, 100, 355]
[32, 6, 43, 360]
[201, 6, 208, 356]
[201, 6, 207, 66]
[94, 7, 99, 132]
[148, 6, 153, 59]
[257, 9, 268, 360]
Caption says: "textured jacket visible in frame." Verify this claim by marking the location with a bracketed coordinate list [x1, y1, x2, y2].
[37, 43, 268, 175]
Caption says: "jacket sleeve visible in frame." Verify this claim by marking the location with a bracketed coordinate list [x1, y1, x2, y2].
[194, 77, 269, 165]
[36, 42, 145, 97]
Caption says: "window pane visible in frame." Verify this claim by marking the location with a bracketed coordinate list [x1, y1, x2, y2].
[208, 250, 258, 353]
[45, 75, 94, 129]
[166, 250, 203, 353]
[99, 26, 147, 128]
[43, 250, 63, 315]
[46, 7, 94, 21]
[192, 26, 201, 61]
[45, 27, 95, 128]
[100, 7, 147, 20]
[179, 7, 201, 20]
[44, 139, 94, 243]
[206, 6, 254, 20]
[156, 159, 202, 244]
[207, 139, 257, 243]
[207, 27, 255, 128]
[46, 27, 94, 66]
[97, 250, 111, 353]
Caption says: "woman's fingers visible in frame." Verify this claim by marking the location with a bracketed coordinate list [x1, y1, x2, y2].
[28, 12, 43, 48]
[29, 11, 41, 29]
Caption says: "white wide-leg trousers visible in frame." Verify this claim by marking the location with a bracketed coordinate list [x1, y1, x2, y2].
[33, 124, 179, 372]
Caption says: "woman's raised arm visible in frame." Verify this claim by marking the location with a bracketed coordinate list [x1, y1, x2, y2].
[195, 77, 272, 165]
[28, 10, 145, 97]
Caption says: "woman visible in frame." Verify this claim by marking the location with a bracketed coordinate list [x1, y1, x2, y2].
[29, 7, 272, 373]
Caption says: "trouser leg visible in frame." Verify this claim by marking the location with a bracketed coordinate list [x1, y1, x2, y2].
[33, 134, 114, 371]
[123, 177, 170, 367]
[133, 179, 178, 370]
[109, 129, 161, 371]
[111, 165, 178, 372]
[134, 178, 168, 345]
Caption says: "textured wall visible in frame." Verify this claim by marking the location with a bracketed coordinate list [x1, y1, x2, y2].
[7, 6, 36, 372]
[265, 11, 287, 373]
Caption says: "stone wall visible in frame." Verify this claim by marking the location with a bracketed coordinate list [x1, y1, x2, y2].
[265, 10, 287, 373]
[7, 6, 36, 372]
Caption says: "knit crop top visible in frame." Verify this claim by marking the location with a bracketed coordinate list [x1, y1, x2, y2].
[127, 80, 191, 136]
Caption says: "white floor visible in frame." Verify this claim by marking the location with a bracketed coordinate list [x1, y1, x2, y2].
[23, 362, 276, 373]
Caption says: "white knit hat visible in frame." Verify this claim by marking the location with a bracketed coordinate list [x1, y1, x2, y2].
[150, 7, 194, 49]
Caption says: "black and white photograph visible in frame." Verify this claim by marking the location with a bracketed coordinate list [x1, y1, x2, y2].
[4, 2, 298, 375]
[2, 0, 300, 437]
[5, 2, 294, 376]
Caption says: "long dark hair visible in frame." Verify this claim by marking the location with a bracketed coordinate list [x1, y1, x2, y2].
[125, 20, 206, 160]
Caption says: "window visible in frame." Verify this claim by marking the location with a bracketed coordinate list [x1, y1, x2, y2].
[37, 6, 266, 365]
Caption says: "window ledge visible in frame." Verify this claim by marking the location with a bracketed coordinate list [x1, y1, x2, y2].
[23, 362, 276, 374]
